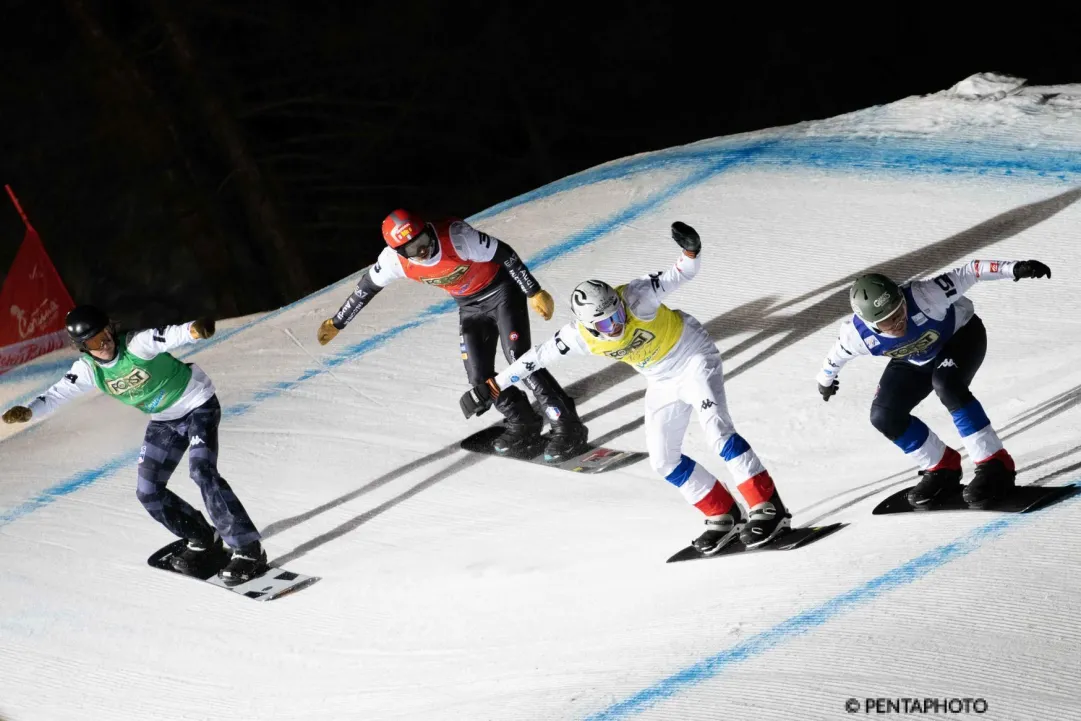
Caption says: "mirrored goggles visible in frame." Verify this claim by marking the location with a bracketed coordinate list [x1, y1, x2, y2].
[593, 305, 627, 336]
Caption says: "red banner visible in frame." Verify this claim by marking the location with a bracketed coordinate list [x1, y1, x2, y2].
[0, 186, 75, 374]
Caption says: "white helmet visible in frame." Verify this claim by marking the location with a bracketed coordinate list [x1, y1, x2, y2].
[570, 280, 627, 339]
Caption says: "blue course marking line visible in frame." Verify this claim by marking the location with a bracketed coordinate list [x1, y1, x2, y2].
[471, 135, 1081, 222]
[0, 148, 757, 528]
[3, 134, 1080, 527]
[583, 481, 1081, 721]
[2, 275, 359, 409]
[0, 449, 141, 526]
[4, 133, 1080, 405]
[224, 151, 766, 416]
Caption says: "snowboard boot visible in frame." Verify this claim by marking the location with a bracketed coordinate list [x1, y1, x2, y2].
[543, 419, 589, 463]
[907, 447, 963, 508]
[218, 541, 268, 587]
[739, 490, 792, 549]
[492, 419, 544, 457]
[962, 450, 1016, 508]
[692, 503, 746, 556]
[170, 531, 223, 575]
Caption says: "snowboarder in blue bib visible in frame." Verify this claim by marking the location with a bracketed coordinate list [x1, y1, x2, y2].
[816, 259, 1051, 508]
[2, 305, 267, 585]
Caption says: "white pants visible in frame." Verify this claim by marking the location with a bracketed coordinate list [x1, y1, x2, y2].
[643, 348, 774, 515]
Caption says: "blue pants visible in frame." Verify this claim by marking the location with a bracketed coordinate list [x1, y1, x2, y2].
[136, 395, 261, 549]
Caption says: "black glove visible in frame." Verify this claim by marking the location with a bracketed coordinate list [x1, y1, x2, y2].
[671, 221, 701, 255]
[818, 379, 839, 402]
[460, 379, 499, 418]
[1013, 260, 1051, 282]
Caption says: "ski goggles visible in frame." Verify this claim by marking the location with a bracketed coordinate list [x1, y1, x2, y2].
[868, 299, 907, 334]
[593, 305, 627, 336]
[395, 226, 438, 260]
[82, 327, 114, 351]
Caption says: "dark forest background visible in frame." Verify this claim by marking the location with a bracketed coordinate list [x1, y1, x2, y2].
[3, 1, 1081, 330]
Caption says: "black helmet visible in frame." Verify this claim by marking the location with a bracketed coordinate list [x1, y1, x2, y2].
[66, 305, 111, 345]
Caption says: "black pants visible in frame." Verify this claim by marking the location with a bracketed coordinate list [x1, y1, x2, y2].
[137, 395, 262, 549]
[870, 315, 987, 440]
[458, 279, 578, 427]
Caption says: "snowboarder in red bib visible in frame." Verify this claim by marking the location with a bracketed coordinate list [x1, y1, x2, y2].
[2, 305, 267, 585]
[318, 209, 588, 461]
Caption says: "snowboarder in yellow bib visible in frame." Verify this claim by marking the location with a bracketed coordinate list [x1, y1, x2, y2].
[459, 221, 792, 553]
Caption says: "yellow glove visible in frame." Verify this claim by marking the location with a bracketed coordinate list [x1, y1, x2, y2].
[528, 290, 554, 321]
[317, 318, 340, 346]
[190, 317, 216, 339]
[3, 405, 32, 424]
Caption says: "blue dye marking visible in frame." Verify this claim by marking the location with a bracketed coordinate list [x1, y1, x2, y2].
[583, 482, 1081, 720]
[4, 134, 1081, 526]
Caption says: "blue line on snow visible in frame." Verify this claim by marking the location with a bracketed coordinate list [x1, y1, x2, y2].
[3, 134, 1081, 526]
[470, 135, 1081, 222]
[2, 276, 357, 410]
[0, 147, 761, 528]
[583, 482, 1081, 721]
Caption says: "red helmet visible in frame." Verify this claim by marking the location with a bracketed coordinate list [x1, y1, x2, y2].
[381, 209, 438, 260]
[382, 209, 426, 249]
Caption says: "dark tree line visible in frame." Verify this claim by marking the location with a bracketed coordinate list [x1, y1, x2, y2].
[2, 1, 1080, 330]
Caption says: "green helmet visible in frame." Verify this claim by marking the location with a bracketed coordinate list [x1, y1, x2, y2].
[849, 273, 903, 325]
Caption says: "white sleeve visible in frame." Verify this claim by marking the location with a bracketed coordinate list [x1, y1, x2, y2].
[368, 246, 408, 288]
[126, 323, 199, 360]
[26, 359, 97, 417]
[909, 259, 1019, 315]
[815, 319, 871, 386]
[448, 220, 498, 263]
[493, 323, 590, 391]
[622, 252, 700, 319]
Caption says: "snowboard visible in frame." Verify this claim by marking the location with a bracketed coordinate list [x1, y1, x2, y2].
[871, 483, 1078, 516]
[665, 522, 847, 563]
[148, 539, 320, 601]
[460, 425, 648, 474]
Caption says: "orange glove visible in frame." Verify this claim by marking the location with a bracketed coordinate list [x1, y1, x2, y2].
[190, 318, 216, 339]
[528, 290, 554, 320]
[317, 318, 340, 346]
[3, 405, 32, 424]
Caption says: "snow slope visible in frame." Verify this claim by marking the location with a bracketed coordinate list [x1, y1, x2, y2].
[2, 72, 1081, 721]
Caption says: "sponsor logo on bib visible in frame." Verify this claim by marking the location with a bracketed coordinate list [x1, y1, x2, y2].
[107, 367, 151, 395]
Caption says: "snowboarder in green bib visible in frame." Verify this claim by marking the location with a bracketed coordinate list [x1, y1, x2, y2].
[2, 305, 266, 585]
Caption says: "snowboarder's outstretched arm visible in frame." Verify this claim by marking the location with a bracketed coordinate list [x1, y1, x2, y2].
[4, 359, 98, 423]
[621, 222, 702, 319]
[459, 323, 590, 418]
[319, 246, 406, 344]
[126, 319, 214, 360]
[910, 259, 1051, 313]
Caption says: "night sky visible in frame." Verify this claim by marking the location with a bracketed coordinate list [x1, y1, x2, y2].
[3, 1, 1081, 330]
